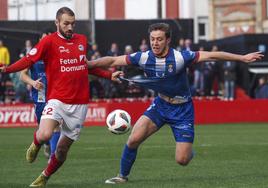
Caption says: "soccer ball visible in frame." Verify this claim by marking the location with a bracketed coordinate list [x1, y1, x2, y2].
[106, 109, 131, 134]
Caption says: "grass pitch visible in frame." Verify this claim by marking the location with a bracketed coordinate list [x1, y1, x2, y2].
[0, 123, 268, 188]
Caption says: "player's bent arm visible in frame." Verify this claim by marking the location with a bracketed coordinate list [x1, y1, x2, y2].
[198, 51, 263, 63]
[87, 55, 128, 68]
[20, 68, 44, 91]
[20, 68, 34, 86]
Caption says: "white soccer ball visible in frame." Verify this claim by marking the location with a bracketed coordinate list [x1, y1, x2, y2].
[106, 109, 131, 135]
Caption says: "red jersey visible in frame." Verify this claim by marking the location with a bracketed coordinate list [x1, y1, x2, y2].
[26, 32, 89, 104]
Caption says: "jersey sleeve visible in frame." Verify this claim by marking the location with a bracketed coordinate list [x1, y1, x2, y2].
[181, 50, 199, 66]
[26, 36, 50, 63]
[126, 52, 142, 66]
[88, 67, 112, 79]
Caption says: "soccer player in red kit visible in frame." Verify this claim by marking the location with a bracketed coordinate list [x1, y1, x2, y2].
[0, 7, 121, 187]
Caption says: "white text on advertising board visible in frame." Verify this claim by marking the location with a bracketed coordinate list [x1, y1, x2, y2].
[0, 106, 35, 124]
[86, 107, 106, 122]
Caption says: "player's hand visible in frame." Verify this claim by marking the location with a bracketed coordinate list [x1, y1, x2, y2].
[111, 71, 124, 83]
[0, 64, 6, 73]
[33, 77, 44, 91]
[242, 51, 264, 63]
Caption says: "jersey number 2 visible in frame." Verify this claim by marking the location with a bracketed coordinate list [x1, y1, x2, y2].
[43, 107, 53, 115]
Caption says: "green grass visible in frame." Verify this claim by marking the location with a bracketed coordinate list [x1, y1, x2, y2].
[1, 123, 268, 188]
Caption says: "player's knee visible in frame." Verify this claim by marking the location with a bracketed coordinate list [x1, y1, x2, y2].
[175, 157, 191, 166]
[127, 135, 142, 148]
[37, 130, 52, 142]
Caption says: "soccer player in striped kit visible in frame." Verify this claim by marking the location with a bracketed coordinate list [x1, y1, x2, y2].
[0, 7, 121, 187]
[88, 23, 263, 184]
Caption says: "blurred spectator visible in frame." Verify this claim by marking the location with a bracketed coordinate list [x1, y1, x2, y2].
[193, 46, 205, 96]
[184, 38, 192, 51]
[3, 76, 15, 104]
[223, 61, 236, 101]
[203, 45, 223, 98]
[0, 73, 12, 103]
[88, 43, 104, 98]
[91, 51, 101, 60]
[176, 38, 185, 51]
[203, 52, 216, 97]
[0, 39, 10, 66]
[212, 45, 224, 98]
[124, 45, 133, 55]
[139, 38, 149, 52]
[97, 66, 119, 98]
[89, 76, 105, 99]
[255, 77, 268, 98]
[0, 73, 4, 103]
[19, 39, 33, 58]
[88, 43, 101, 60]
[107, 42, 120, 56]
[10, 72, 30, 103]
[0, 40, 11, 103]
[8, 39, 33, 103]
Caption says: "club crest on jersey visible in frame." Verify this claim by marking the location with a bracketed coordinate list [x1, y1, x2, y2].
[78, 44, 84, 51]
[59, 46, 70, 53]
[29, 48, 37, 56]
[168, 64, 173, 72]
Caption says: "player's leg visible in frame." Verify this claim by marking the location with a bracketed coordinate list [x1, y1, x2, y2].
[105, 98, 165, 184]
[122, 115, 159, 173]
[30, 102, 87, 186]
[171, 124, 194, 166]
[175, 142, 193, 165]
[44, 135, 73, 176]
[43, 144, 51, 159]
[105, 115, 159, 184]
[29, 135, 73, 187]
[49, 126, 61, 158]
[35, 102, 51, 159]
[26, 118, 59, 163]
[26, 100, 61, 163]
[170, 101, 195, 166]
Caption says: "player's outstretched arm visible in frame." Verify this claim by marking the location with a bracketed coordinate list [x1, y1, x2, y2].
[198, 51, 263, 63]
[0, 57, 35, 73]
[87, 55, 128, 68]
[20, 68, 44, 91]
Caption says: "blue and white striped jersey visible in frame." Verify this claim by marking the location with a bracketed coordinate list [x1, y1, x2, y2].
[30, 60, 47, 103]
[126, 48, 199, 100]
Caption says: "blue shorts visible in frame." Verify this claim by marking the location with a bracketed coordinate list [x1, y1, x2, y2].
[144, 97, 194, 143]
[34, 102, 46, 124]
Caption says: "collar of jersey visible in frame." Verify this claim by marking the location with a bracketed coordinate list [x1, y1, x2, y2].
[154, 47, 170, 58]
[57, 32, 73, 40]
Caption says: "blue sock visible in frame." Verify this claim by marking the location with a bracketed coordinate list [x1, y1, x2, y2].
[120, 144, 137, 177]
[49, 132, 60, 156]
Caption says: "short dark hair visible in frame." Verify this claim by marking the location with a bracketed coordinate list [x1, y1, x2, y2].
[148, 23, 171, 39]
[56, 7, 75, 20]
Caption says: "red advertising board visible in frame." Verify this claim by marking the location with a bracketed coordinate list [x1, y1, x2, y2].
[0, 104, 36, 127]
[1, 99, 268, 127]
[85, 103, 109, 126]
